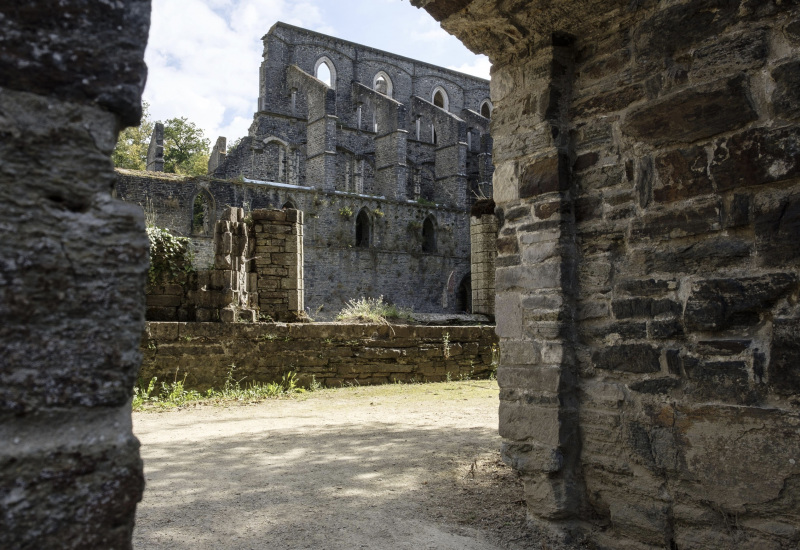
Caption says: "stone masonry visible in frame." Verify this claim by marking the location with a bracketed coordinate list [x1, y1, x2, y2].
[0, 2, 149, 548]
[470, 199, 498, 317]
[414, 0, 800, 548]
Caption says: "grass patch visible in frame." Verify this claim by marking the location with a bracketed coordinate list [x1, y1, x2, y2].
[132, 366, 308, 411]
[335, 295, 413, 324]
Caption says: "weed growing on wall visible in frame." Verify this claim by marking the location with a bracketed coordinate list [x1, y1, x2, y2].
[336, 295, 413, 324]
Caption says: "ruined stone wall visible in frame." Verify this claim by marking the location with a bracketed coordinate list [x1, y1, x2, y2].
[115, 170, 471, 317]
[0, 3, 149, 547]
[415, 0, 800, 548]
[141, 322, 497, 390]
[470, 205, 497, 317]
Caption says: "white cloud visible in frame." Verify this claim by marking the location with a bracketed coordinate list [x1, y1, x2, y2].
[142, 0, 490, 147]
[448, 56, 492, 80]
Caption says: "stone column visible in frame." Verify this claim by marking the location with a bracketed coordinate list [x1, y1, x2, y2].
[0, 2, 150, 547]
[253, 208, 305, 322]
[470, 205, 498, 316]
[146, 121, 165, 172]
[493, 37, 582, 526]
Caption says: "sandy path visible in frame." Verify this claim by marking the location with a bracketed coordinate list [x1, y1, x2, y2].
[133, 381, 533, 549]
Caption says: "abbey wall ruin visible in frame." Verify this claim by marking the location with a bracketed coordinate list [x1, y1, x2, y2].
[413, 0, 800, 547]
[3, 0, 800, 548]
[119, 22, 495, 317]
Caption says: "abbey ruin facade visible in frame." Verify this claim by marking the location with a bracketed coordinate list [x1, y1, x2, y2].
[115, 23, 494, 318]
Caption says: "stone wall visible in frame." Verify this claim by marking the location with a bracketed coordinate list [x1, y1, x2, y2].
[0, 2, 149, 547]
[115, 169, 472, 317]
[414, 0, 800, 548]
[141, 322, 498, 390]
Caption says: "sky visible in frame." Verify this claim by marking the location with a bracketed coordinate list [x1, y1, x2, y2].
[143, 0, 491, 146]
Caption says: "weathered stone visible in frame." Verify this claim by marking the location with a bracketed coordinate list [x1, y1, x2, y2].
[772, 60, 800, 120]
[519, 154, 569, 198]
[711, 126, 800, 192]
[622, 76, 757, 146]
[573, 84, 646, 118]
[630, 378, 681, 394]
[684, 274, 798, 331]
[769, 319, 800, 395]
[612, 298, 681, 319]
[630, 200, 721, 241]
[593, 344, 661, 373]
[754, 191, 800, 267]
[653, 145, 713, 203]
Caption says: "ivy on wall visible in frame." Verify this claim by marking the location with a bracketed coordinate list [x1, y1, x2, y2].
[147, 226, 194, 285]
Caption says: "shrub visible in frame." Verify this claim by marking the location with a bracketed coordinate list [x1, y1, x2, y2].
[336, 295, 412, 324]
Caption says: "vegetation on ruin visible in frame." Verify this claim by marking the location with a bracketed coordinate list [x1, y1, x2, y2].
[335, 295, 413, 324]
[111, 104, 211, 175]
[146, 226, 195, 285]
[132, 367, 308, 411]
[112, 101, 155, 170]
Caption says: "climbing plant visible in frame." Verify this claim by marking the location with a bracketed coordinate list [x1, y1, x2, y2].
[146, 226, 194, 285]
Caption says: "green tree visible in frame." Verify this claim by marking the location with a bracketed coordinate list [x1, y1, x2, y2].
[112, 101, 154, 170]
[163, 117, 211, 176]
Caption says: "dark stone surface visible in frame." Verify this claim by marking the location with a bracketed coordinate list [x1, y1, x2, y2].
[653, 146, 713, 203]
[573, 84, 645, 118]
[651, 320, 684, 339]
[630, 201, 721, 241]
[0, 441, 143, 550]
[622, 76, 757, 146]
[0, 1, 151, 126]
[696, 340, 750, 355]
[769, 319, 800, 395]
[684, 359, 750, 402]
[616, 278, 672, 297]
[520, 155, 570, 198]
[711, 126, 800, 192]
[612, 298, 682, 319]
[684, 274, 798, 331]
[632, 235, 752, 275]
[593, 344, 661, 373]
[772, 60, 800, 120]
[755, 192, 800, 267]
[630, 378, 681, 394]
[582, 321, 648, 341]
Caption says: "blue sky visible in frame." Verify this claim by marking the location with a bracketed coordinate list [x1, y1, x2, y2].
[143, 0, 490, 145]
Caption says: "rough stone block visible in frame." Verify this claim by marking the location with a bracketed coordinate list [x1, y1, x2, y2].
[684, 274, 798, 331]
[653, 145, 713, 203]
[593, 344, 661, 373]
[711, 126, 800, 192]
[755, 192, 800, 267]
[622, 76, 757, 146]
[772, 60, 800, 120]
[769, 318, 800, 395]
[519, 154, 569, 198]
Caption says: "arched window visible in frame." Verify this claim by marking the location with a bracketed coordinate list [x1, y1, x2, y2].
[422, 216, 436, 253]
[432, 86, 449, 110]
[355, 208, 371, 248]
[480, 99, 492, 119]
[282, 200, 296, 210]
[314, 57, 336, 89]
[373, 71, 393, 97]
[431, 125, 437, 145]
[191, 190, 213, 235]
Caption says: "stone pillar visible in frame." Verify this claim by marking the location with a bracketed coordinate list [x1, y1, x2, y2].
[196, 207, 257, 323]
[146, 121, 164, 172]
[208, 136, 227, 174]
[470, 203, 498, 316]
[493, 38, 582, 526]
[253, 208, 305, 322]
[0, 2, 150, 548]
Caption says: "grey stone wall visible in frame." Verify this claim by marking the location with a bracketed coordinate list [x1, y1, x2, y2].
[0, 2, 149, 547]
[141, 322, 498, 390]
[470, 207, 497, 317]
[115, 170, 471, 318]
[415, 0, 800, 548]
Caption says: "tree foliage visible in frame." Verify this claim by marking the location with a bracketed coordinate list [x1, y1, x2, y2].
[163, 117, 211, 176]
[111, 105, 211, 176]
[112, 101, 154, 170]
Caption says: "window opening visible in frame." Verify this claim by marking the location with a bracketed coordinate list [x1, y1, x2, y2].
[432, 86, 449, 110]
[282, 200, 296, 210]
[457, 274, 472, 313]
[192, 191, 211, 235]
[480, 100, 492, 119]
[314, 57, 336, 89]
[373, 71, 393, 97]
[355, 209, 371, 248]
[422, 216, 436, 253]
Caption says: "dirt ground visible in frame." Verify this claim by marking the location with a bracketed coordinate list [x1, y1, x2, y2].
[132, 380, 540, 549]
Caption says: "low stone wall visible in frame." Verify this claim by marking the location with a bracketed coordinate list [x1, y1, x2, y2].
[141, 322, 498, 390]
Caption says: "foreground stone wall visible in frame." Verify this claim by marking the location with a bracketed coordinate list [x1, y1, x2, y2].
[141, 323, 497, 390]
[0, 2, 149, 547]
[415, 0, 800, 548]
